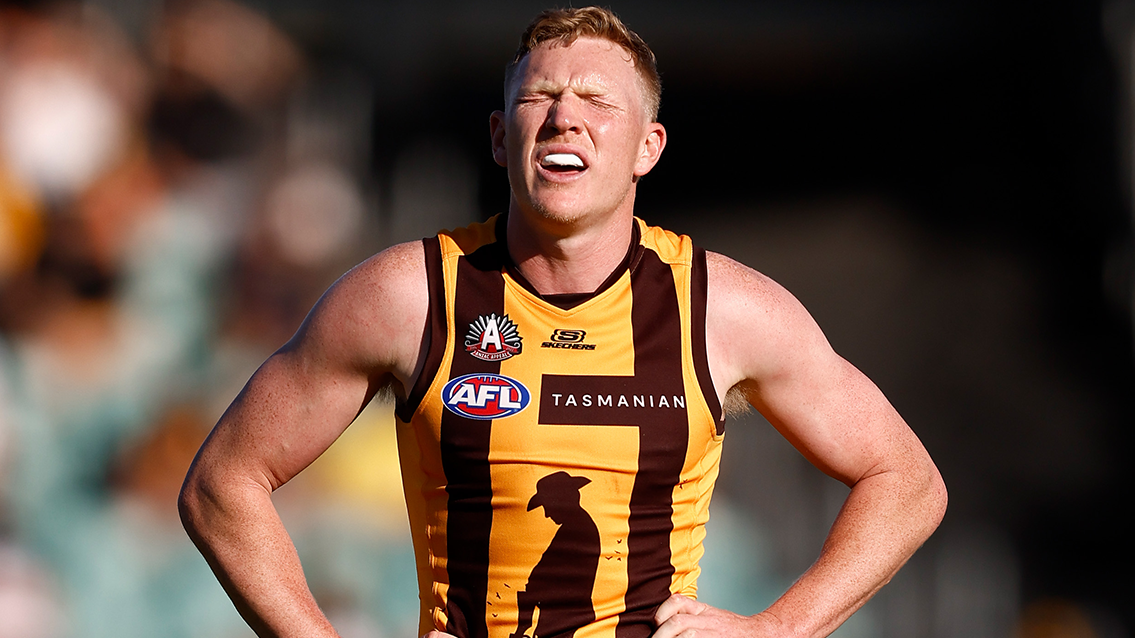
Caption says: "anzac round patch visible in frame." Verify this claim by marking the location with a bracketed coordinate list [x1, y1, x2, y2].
[465, 313, 523, 361]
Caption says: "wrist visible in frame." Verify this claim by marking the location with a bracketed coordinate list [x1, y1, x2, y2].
[752, 610, 803, 638]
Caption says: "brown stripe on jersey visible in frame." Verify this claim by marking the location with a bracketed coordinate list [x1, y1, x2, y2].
[617, 248, 690, 638]
[397, 236, 447, 423]
[440, 238, 510, 638]
[691, 247, 724, 434]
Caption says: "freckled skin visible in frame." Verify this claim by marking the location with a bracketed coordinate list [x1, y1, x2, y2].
[493, 37, 656, 228]
[180, 32, 946, 638]
[490, 37, 666, 295]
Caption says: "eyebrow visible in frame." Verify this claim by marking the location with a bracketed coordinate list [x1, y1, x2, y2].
[519, 78, 610, 98]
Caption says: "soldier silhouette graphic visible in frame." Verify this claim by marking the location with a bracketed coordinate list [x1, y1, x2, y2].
[511, 472, 600, 638]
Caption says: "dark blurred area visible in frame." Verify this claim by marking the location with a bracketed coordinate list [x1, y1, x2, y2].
[0, 1, 1130, 637]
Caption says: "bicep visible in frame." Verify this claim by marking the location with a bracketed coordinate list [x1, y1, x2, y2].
[191, 242, 427, 492]
[197, 344, 377, 492]
[707, 252, 921, 486]
[742, 351, 916, 486]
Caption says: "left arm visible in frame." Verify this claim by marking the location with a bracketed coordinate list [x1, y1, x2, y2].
[654, 252, 947, 638]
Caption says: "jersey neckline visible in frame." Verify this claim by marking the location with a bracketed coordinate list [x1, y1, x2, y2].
[495, 214, 644, 311]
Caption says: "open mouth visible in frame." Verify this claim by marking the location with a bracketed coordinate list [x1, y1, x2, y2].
[540, 152, 587, 174]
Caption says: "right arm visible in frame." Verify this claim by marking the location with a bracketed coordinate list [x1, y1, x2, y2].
[178, 241, 429, 638]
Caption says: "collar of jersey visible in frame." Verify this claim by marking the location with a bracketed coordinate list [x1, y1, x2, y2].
[496, 214, 644, 312]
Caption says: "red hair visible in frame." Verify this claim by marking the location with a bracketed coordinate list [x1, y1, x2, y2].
[505, 6, 661, 121]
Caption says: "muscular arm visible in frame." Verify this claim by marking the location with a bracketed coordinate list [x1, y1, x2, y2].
[178, 242, 428, 638]
[655, 252, 947, 638]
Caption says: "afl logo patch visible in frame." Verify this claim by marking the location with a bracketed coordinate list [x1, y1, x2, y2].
[442, 373, 531, 420]
[466, 313, 523, 361]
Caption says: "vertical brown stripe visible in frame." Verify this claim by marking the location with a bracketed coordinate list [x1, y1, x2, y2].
[440, 239, 509, 638]
[397, 236, 447, 423]
[691, 247, 724, 433]
[616, 250, 690, 638]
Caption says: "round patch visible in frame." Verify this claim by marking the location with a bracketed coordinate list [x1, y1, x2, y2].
[442, 373, 531, 420]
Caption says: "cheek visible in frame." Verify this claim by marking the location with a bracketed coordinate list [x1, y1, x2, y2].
[602, 128, 644, 166]
[506, 126, 534, 165]
[588, 116, 616, 137]
[506, 110, 538, 149]
[587, 113, 638, 153]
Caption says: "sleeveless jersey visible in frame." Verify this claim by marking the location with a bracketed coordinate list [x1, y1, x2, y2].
[395, 214, 725, 638]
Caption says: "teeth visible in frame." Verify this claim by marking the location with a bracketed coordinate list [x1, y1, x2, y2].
[541, 153, 584, 168]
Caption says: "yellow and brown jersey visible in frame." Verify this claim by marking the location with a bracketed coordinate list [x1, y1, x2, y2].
[395, 214, 725, 638]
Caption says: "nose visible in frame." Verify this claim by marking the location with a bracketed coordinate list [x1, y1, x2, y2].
[545, 94, 582, 134]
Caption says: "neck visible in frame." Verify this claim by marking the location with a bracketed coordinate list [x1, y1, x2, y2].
[506, 202, 635, 296]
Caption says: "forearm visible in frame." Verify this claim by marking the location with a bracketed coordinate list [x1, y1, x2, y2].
[758, 464, 947, 638]
[179, 473, 339, 638]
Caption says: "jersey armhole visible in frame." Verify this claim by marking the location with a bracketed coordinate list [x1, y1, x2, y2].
[691, 246, 724, 434]
[396, 236, 447, 422]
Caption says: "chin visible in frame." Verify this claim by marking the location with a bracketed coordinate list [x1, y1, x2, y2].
[524, 194, 593, 226]
[524, 191, 629, 229]
[530, 204, 587, 226]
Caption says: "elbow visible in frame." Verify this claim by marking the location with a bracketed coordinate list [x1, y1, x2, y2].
[178, 470, 204, 540]
[178, 459, 272, 548]
[922, 463, 949, 538]
[178, 463, 217, 544]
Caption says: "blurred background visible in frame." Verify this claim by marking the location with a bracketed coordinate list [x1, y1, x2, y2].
[0, 0, 1131, 636]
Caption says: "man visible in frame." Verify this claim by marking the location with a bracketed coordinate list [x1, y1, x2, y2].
[512, 472, 600, 638]
[179, 7, 947, 638]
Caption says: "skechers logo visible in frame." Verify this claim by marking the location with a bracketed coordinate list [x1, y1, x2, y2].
[442, 373, 531, 420]
[541, 329, 596, 351]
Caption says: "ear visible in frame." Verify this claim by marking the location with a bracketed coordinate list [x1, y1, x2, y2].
[633, 122, 667, 177]
[490, 110, 508, 167]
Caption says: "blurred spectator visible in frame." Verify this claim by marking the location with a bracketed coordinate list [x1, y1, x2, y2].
[0, 1, 389, 636]
[0, 543, 65, 638]
[152, 0, 303, 113]
[0, 5, 147, 207]
[0, 162, 43, 285]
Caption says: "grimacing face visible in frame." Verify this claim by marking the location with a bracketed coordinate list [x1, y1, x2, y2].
[490, 37, 666, 228]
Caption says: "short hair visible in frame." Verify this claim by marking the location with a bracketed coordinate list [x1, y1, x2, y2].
[505, 6, 661, 122]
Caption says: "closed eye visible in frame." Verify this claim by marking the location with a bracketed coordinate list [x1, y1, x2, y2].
[585, 96, 622, 112]
[515, 94, 552, 106]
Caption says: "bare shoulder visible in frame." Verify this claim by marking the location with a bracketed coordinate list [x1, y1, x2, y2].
[704, 251, 836, 394]
[289, 240, 429, 387]
[704, 250, 799, 316]
[332, 239, 427, 310]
